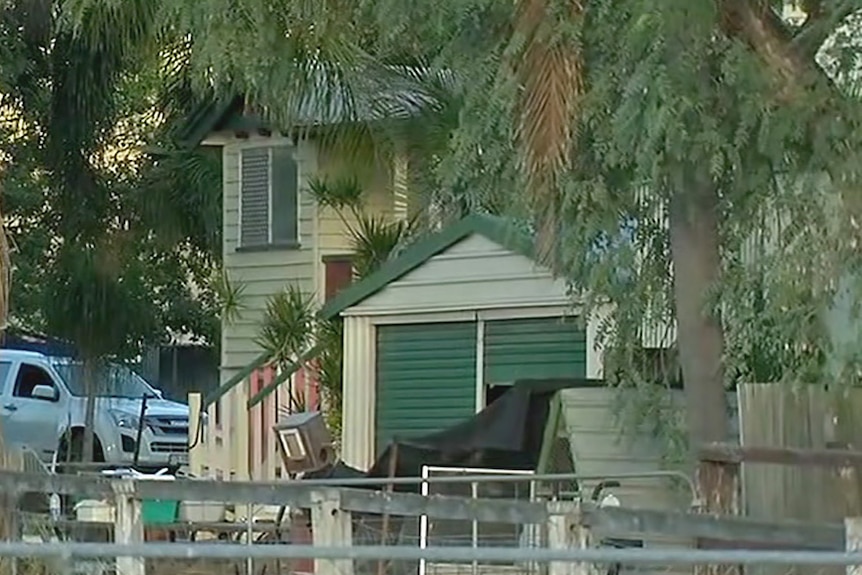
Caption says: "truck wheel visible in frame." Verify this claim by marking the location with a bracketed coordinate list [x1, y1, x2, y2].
[57, 430, 105, 472]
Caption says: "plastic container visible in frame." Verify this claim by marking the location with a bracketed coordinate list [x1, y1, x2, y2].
[75, 499, 115, 523]
[178, 501, 226, 523]
[142, 500, 179, 524]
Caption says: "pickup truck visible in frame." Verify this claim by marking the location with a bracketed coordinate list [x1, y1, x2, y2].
[0, 349, 190, 471]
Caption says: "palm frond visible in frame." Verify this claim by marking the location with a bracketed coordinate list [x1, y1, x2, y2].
[509, 0, 584, 263]
[138, 145, 222, 256]
[60, 0, 163, 66]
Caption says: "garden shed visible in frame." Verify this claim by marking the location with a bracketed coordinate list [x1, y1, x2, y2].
[321, 214, 624, 470]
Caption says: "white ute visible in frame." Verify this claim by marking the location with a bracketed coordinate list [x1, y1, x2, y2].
[0, 349, 190, 471]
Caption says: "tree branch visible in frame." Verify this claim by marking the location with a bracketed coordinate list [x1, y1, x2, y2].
[718, 0, 821, 102]
[792, 0, 858, 59]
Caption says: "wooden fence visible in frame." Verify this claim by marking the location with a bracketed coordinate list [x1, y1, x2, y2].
[0, 470, 857, 575]
[730, 384, 862, 575]
[700, 442, 862, 575]
[739, 383, 862, 522]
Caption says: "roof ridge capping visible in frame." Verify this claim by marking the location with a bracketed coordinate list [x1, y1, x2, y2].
[320, 212, 544, 319]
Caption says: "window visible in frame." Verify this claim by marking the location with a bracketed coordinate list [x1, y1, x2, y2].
[239, 146, 299, 249]
[50, 360, 156, 398]
[0, 361, 11, 393]
[14, 364, 57, 400]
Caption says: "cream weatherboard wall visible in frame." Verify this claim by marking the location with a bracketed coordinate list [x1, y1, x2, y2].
[314, 148, 404, 300]
[221, 135, 317, 374]
[346, 234, 573, 314]
[189, 133, 319, 481]
[339, 232, 606, 470]
[189, 131, 407, 481]
[221, 138, 400, 388]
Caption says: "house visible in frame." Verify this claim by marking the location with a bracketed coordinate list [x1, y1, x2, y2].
[180, 94, 419, 481]
[319, 213, 680, 471]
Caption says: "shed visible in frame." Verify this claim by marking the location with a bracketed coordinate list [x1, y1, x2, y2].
[322, 214, 619, 470]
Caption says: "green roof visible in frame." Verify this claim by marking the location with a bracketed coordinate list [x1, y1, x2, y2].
[320, 213, 538, 319]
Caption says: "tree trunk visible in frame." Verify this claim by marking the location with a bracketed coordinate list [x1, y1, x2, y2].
[668, 171, 730, 445]
[82, 359, 97, 463]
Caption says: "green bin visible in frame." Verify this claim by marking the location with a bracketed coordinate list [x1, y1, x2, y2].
[142, 499, 179, 525]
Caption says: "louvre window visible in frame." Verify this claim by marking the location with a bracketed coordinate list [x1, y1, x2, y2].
[239, 146, 299, 249]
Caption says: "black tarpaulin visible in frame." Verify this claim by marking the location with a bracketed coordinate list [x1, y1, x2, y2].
[311, 378, 600, 490]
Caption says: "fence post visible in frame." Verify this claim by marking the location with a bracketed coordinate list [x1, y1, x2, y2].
[547, 500, 594, 575]
[696, 452, 742, 575]
[113, 479, 145, 575]
[846, 517, 862, 575]
[311, 489, 353, 575]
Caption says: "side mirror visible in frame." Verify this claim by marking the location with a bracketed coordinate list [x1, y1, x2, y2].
[31, 384, 57, 401]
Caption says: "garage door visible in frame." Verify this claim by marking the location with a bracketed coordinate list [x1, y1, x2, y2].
[483, 317, 586, 384]
[375, 322, 477, 451]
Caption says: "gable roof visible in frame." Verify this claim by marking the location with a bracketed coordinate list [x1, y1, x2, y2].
[177, 95, 261, 148]
[320, 214, 539, 319]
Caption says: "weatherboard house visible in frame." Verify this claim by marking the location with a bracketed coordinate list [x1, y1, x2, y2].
[181, 93, 416, 482]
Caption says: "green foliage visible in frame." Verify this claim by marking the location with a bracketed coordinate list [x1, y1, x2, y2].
[44, 0, 862, 451]
[309, 173, 422, 277]
[237, 0, 862, 451]
[42, 242, 160, 359]
[256, 286, 317, 367]
[349, 214, 421, 279]
[316, 318, 344, 435]
[212, 270, 248, 326]
[308, 175, 365, 217]
[0, 0, 224, 359]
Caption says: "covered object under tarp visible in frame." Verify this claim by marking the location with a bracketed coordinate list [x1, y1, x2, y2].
[308, 378, 598, 489]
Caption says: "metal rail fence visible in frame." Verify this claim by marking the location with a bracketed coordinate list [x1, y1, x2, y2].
[0, 469, 858, 575]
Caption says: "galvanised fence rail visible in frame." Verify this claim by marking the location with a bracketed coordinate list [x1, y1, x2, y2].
[0, 469, 858, 575]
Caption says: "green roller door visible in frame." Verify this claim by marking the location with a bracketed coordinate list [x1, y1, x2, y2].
[375, 322, 477, 451]
[484, 317, 586, 384]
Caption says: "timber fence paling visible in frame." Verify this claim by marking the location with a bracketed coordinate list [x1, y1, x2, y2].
[0, 470, 846, 550]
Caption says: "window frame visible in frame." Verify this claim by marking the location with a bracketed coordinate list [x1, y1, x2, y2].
[13, 362, 60, 402]
[0, 360, 12, 395]
[237, 144, 301, 252]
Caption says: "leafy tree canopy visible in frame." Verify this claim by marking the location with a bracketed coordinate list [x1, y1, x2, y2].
[56, 0, 862, 447]
[0, 0, 223, 358]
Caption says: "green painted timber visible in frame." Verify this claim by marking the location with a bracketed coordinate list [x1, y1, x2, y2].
[483, 317, 586, 384]
[375, 322, 477, 451]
